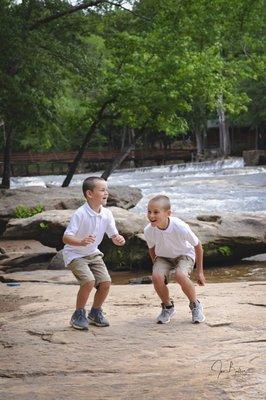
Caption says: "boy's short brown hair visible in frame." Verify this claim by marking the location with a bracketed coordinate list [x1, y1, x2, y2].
[82, 177, 106, 197]
[148, 195, 171, 210]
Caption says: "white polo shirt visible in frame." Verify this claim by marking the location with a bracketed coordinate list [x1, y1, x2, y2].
[144, 217, 199, 261]
[63, 202, 118, 265]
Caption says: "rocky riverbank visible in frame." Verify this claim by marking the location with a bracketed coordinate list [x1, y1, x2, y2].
[0, 185, 142, 235]
[0, 186, 265, 272]
[2, 208, 266, 270]
[0, 276, 265, 400]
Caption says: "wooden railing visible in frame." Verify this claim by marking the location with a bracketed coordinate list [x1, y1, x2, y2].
[0, 148, 194, 164]
[0, 148, 195, 176]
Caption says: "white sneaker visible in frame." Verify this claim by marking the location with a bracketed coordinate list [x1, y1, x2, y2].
[157, 302, 176, 324]
[189, 300, 205, 323]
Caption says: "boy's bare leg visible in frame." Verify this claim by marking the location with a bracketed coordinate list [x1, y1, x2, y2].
[92, 281, 111, 309]
[175, 271, 197, 302]
[152, 273, 171, 305]
[76, 281, 95, 309]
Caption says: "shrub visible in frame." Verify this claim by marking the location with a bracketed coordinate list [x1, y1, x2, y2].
[13, 204, 45, 218]
[217, 245, 232, 256]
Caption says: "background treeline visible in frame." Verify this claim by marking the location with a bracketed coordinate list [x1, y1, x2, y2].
[0, 0, 265, 184]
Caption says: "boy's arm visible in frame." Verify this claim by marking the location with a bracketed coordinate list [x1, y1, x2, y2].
[111, 234, 125, 246]
[194, 242, 206, 286]
[63, 234, 95, 246]
[63, 211, 96, 246]
[148, 246, 156, 263]
[106, 211, 125, 246]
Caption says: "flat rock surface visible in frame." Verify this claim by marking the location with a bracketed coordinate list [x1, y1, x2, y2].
[0, 185, 142, 218]
[0, 279, 265, 400]
[0, 239, 56, 254]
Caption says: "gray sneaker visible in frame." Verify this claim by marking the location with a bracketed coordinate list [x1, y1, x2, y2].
[88, 308, 110, 327]
[70, 308, 89, 330]
[189, 300, 206, 323]
[157, 302, 176, 324]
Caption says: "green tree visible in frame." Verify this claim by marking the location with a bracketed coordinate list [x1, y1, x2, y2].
[0, 0, 136, 188]
[133, 0, 265, 156]
[1, 0, 264, 188]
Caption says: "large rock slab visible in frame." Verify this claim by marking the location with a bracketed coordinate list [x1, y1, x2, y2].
[3, 209, 266, 268]
[0, 280, 265, 399]
[0, 252, 57, 274]
[0, 185, 142, 235]
[3, 207, 149, 270]
[189, 212, 266, 263]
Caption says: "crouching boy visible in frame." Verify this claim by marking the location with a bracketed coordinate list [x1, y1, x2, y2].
[144, 195, 206, 324]
[63, 177, 125, 330]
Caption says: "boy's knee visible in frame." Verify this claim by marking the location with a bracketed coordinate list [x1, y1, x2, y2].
[152, 273, 165, 284]
[175, 271, 188, 283]
[81, 280, 95, 289]
[97, 281, 111, 290]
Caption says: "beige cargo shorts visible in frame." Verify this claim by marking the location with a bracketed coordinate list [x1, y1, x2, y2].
[68, 252, 111, 287]
[153, 255, 195, 284]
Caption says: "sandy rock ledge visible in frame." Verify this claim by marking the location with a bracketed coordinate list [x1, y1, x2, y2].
[0, 278, 265, 400]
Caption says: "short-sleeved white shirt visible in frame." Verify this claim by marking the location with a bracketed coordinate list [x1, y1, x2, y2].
[144, 217, 199, 261]
[63, 202, 118, 266]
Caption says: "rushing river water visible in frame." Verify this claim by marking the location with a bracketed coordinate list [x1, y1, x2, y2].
[11, 157, 266, 218]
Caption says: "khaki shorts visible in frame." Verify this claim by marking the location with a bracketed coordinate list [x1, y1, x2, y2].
[153, 255, 194, 284]
[68, 252, 111, 287]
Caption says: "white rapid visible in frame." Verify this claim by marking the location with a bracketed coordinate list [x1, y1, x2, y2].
[10, 157, 266, 218]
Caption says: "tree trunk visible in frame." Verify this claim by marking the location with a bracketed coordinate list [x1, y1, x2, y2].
[223, 123, 231, 156]
[217, 96, 231, 156]
[192, 101, 207, 159]
[218, 117, 231, 156]
[129, 128, 135, 168]
[255, 126, 259, 150]
[120, 126, 126, 151]
[101, 143, 135, 180]
[1, 123, 12, 189]
[195, 129, 204, 157]
[62, 100, 112, 187]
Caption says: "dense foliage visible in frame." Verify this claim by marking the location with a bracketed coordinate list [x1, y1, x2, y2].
[0, 0, 265, 185]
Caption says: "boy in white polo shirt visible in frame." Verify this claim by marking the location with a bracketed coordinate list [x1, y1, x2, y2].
[144, 195, 206, 324]
[63, 177, 125, 330]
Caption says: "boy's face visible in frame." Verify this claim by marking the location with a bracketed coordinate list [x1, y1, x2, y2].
[147, 201, 171, 229]
[85, 180, 109, 206]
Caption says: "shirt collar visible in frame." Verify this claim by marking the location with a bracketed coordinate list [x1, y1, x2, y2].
[84, 202, 103, 216]
[155, 217, 174, 233]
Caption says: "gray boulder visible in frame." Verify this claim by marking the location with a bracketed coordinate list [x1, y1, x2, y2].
[0, 185, 142, 235]
[48, 250, 66, 270]
[3, 209, 266, 269]
[129, 276, 152, 284]
[0, 252, 56, 273]
[3, 207, 149, 270]
[191, 212, 266, 264]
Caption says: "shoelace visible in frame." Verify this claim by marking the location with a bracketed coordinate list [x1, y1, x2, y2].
[96, 310, 106, 323]
[161, 308, 172, 318]
[76, 310, 86, 321]
[90, 308, 108, 323]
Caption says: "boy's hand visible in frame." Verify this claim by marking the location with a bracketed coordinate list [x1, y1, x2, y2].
[195, 270, 206, 286]
[80, 235, 96, 246]
[112, 234, 125, 246]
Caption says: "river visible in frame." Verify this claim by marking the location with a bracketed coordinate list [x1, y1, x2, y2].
[11, 157, 266, 218]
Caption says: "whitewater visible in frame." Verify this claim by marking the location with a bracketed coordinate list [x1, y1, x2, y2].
[10, 157, 266, 218]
